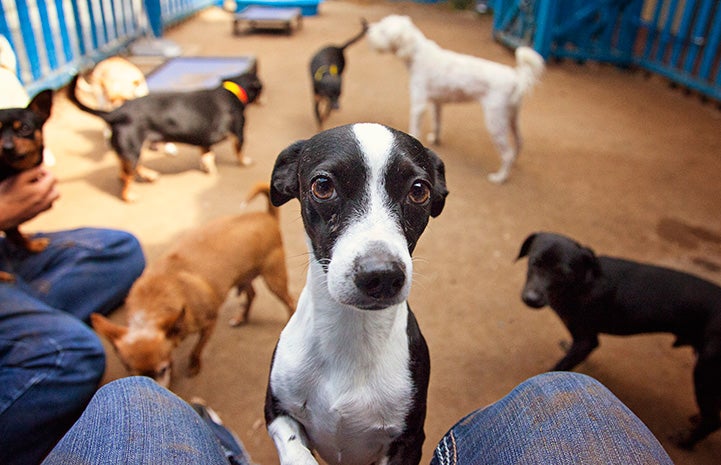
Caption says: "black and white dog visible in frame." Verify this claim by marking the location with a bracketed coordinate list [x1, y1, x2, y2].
[265, 123, 448, 465]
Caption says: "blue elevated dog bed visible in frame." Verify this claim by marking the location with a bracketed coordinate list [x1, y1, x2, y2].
[234, 0, 321, 16]
[145, 56, 257, 92]
[233, 6, 304, 35]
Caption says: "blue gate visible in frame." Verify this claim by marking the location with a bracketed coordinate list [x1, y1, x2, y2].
[0, 0, 215, 95]
[493, 0, 721, 103]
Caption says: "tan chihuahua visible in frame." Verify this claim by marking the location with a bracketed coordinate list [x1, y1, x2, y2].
[91, 182, 295, 387]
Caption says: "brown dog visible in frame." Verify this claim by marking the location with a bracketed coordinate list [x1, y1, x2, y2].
[76, 56, 149, 110]
[91, 182, 295, 387]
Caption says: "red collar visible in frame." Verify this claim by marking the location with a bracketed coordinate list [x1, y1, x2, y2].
[222, 81, 249, 104]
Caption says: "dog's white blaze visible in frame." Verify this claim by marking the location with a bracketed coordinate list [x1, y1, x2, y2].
[326, 124, 413, 307]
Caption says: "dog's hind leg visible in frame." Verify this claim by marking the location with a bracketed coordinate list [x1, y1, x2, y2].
[262, 251, 296, 319]
[229, 282, 256, 326]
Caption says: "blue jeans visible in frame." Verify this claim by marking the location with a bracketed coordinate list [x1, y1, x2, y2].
[42, 377, 251, 465]
[432, 372, 674, 465]
[43, 372, 673, 465]
[0, 228, 145, 465]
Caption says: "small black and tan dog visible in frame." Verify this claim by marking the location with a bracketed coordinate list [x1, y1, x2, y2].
[517, 231, 721, 449]
[309, 18, 367, 129]
[0, 89, 53, 266]
[66, 71, 263, 202]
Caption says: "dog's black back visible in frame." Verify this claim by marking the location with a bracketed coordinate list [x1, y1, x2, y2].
[0, 90, 52, 181]
[66, 71, 262, 161]
[310, 19, 367, 126]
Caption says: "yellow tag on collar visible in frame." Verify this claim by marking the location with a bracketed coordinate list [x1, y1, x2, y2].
[222, 81, 249, 104]
[314, 64, 339, 81]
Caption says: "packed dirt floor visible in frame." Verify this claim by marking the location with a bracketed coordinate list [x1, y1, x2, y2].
[32, 1, 721, 463]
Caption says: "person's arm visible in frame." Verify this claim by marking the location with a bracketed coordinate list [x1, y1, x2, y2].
[0, 166, 59, 230]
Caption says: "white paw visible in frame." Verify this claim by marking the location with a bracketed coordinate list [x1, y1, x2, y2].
[488, 171, 508, 184]
[164, 143, 178, 156]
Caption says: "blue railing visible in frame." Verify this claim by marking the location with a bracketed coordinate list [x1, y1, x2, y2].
[492, 0, 721, 103]
[0, 0, 215, 95]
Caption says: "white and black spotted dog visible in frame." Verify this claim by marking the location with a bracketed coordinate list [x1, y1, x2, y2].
[265, 123, 448, 465]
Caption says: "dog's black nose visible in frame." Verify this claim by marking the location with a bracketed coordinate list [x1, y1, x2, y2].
[354, 254, 406, 301]
[521, 289, 546, 308]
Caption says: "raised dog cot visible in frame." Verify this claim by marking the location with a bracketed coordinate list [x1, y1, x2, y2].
[0, 0, 215, 95]
[492, 0, 721, 104]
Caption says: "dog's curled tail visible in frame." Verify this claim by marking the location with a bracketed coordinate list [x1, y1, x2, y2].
[240, 182, 278, 218]
[66, 74, 126, 124]
[513, 46, 545, 101]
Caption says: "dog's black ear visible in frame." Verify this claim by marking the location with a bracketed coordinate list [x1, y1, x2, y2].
[27, 89, 53, 124]
[426, 148, 448, 218]
[516, 233, 538, 261]
[270, 140, 305, 206]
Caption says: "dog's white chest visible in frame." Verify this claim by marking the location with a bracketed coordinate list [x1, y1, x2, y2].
[270, 293, 414, 465]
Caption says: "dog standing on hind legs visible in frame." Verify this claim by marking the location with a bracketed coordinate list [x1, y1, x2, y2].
[367, 15, 544, 183]
[265, 123, 448, 465]
[310, 18, 367, 129]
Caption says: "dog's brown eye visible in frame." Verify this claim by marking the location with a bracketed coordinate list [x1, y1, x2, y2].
[311, 176, 336, 201]
[13, 121, 33, 137]
[408, 181, 431, 205]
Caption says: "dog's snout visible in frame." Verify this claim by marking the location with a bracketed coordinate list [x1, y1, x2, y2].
[353, 254, 406, 302]
[521, 287, 546, 309]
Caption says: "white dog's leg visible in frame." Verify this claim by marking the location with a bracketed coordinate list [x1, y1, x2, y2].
[409, 100, 426, 140]
[483, 101, 516, 184]
[427, 102, 441, 145]
[268, 416, 319, 465]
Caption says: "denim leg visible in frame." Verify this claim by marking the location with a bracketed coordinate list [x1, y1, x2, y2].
[0, 228, 145, 322]
[432, 372, 674, 465]
[42, 377, 234, 465]
[0, 295, 105, 465]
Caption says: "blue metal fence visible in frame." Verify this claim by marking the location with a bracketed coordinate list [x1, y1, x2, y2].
[493, 0, 721, 103]
[0, 0, 215, 95]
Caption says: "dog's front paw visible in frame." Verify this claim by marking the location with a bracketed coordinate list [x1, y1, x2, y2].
[279, 448, 319, 465]
[488, 170, 509, 184]
[136, 166, 160, 182]
[200, 152, 218, 174]
[239, 155, 254, 167]
[0, 271, 16, 282]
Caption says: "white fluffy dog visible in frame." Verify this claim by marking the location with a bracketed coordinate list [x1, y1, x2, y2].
[367, 15, 544, 183]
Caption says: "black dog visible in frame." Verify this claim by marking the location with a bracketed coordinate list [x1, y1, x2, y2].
[309, 18, 367, 129]
[517, 231, 721, 449]
[67, 71, 262, 202]
[0, 90, 53, 261]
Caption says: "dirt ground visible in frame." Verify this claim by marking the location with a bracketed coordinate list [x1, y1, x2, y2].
[31, 1, 721, 463]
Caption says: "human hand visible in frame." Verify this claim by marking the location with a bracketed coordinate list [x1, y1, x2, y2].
[0, 166, 60, 230]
